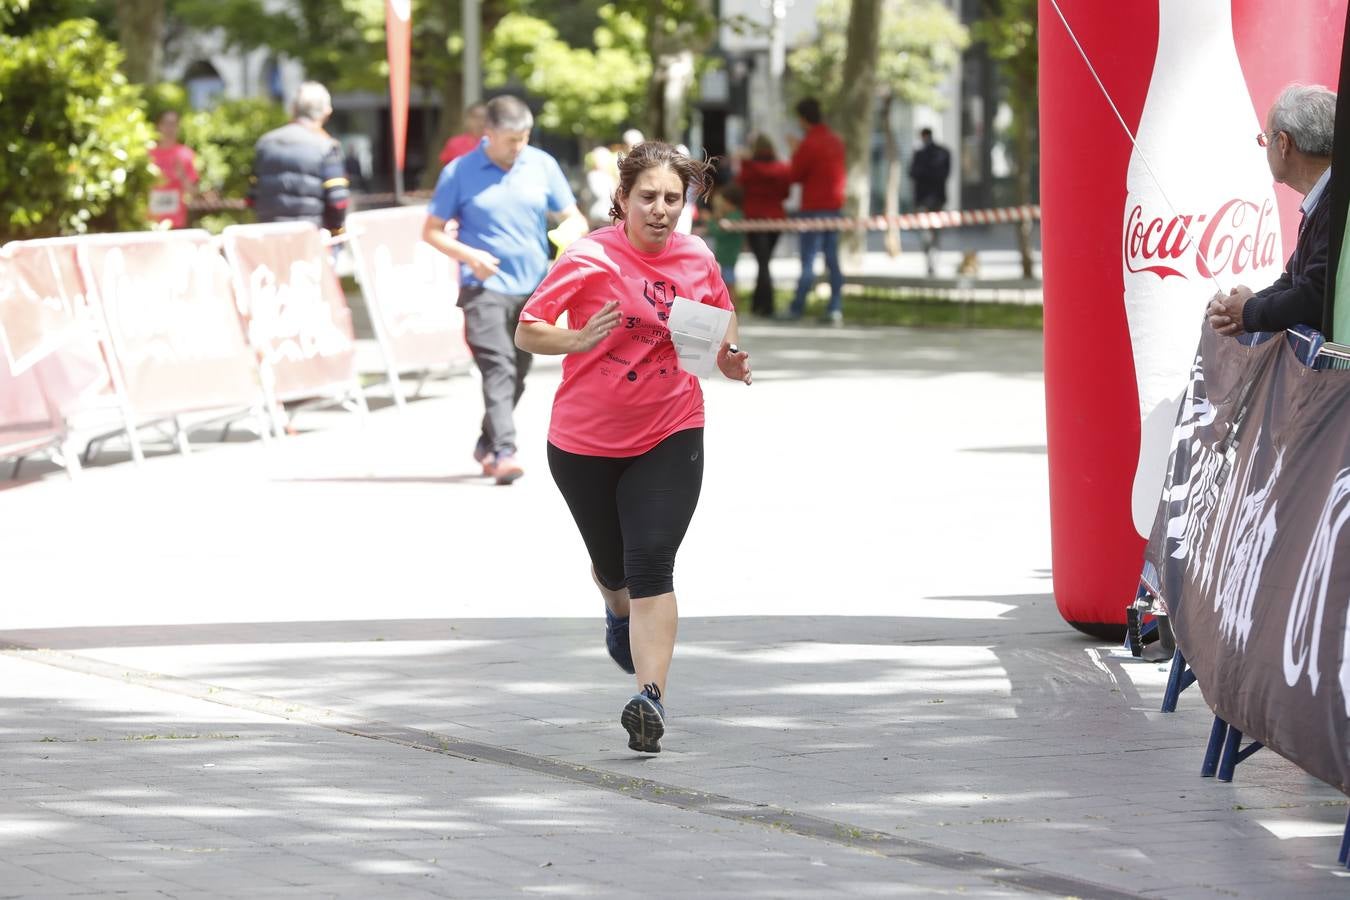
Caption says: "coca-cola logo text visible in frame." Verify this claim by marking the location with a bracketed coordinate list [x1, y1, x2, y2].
[1124, 198, 1278, 280]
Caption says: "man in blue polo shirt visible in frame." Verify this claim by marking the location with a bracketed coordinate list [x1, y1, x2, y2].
[422, 95, 585, 484]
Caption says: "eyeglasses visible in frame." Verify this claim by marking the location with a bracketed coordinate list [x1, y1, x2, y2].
[1256, 130, 1281, 148]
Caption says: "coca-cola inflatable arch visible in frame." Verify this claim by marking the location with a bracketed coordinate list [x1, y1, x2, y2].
[1039, 0, 1345, 638]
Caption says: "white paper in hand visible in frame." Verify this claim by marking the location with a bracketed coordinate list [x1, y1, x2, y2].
[668, 296, 732, 378]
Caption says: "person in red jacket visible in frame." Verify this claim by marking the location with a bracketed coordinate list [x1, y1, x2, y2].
[783, 98, 847, 324]
[735, 134, 792, 316]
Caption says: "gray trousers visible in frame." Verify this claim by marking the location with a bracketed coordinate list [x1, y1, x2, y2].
[462, 286, 533, 455]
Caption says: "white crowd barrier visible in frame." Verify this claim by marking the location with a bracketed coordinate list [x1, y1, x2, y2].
[0, 215, 465, 477]
[346, 206, 471, 408]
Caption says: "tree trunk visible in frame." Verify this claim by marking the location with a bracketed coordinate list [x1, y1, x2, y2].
[835, 0, 882, 256]
[642, 0, 711, 143]
[114, 0, 165, 85]
[423, 68, 464, 189]
[1013, 96, 1036, 278]
[881, 93, 902, 258]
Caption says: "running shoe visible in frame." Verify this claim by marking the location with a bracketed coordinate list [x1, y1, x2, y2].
[621, 683, 665, 753]
[472, 440, 494, 476]
[492, 452, 524, 485]
[605, 607, 635, 674]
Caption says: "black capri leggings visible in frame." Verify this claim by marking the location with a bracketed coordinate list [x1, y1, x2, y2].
[547, 428, 704, 599]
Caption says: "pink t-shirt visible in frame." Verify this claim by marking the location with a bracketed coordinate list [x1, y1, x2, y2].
[148, 143, 199, 229]
[521, 225, 734, 457]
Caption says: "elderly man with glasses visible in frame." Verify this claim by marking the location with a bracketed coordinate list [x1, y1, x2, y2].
[1207, 84, 1336, 337]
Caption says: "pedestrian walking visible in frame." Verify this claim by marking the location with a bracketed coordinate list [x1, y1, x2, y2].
[783, 98, 847, 324]
[422, 95, 586, 484]
[909, 127, 951, 277]
[735, 134, 791, 316]
[514, 141, 752, 753]
[250, 82, 351, 236]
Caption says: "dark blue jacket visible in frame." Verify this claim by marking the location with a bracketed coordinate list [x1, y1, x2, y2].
[250, 122, 350, 233]
[1243, 178, 1331, 333]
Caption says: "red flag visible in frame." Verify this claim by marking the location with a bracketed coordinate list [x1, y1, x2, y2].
[385, 0, 412, 175]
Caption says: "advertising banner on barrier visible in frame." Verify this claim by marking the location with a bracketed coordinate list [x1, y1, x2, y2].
[1039, 0, 1344, 636]
[0, 363, 62, 458]
[78, 231, 262, 417]
[222, 222, 358, 403]
[1144, 325, 1350, 795]
[0, 239, 109, 416]
[0, 239, 90, 375]
[347, 206, 469, 378]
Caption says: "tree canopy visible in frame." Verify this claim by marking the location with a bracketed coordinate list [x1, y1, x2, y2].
[484, 5, 648, 141]
[789, 0, 968, 112]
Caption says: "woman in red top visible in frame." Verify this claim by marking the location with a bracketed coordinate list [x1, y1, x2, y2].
[148, 110, 199, 229]
[735, 134, 791, 317]
[515, 142, 752, 754]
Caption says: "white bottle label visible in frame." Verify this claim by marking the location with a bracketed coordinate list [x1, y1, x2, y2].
[1121, 0, 1284, 538]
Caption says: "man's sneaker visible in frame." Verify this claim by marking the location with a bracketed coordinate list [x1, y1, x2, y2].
[472, 442, 494, 476]
[492, 452, 524, 485]
[621, 683, 665, 753]
[605, 608, 635, 674]
[819, 309, 843, 326]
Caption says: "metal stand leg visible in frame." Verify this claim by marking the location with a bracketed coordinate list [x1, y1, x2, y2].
[1162, 649, 1196, 713]
[1202, 715, 1228, 777]
[1217, 724, 1263, 783]
[1338, 807, 1350, 867]
[172, 416, 191, 455]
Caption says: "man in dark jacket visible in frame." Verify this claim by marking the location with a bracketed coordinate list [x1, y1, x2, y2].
[1207, 83, 1335, 335]
[250, 81, 351, 235]
[909, 127, 951, 277]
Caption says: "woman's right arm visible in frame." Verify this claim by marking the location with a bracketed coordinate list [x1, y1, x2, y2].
[515, 300, 622, 355]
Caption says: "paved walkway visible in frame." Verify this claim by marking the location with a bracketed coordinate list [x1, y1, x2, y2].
[1, 322, 1345, 898]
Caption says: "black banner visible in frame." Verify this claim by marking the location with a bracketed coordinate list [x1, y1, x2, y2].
[1144, 325, 1350, 795]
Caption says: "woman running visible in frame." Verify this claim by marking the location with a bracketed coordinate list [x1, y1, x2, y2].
[515, 141, 752, 753]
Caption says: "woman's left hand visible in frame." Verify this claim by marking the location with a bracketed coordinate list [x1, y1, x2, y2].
[717, 341, 752, 385]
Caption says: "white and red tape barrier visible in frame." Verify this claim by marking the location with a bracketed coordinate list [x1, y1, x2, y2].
[719, 205, 1041, 233]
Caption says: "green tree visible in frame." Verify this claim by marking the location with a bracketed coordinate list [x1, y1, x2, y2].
[2, 0, 113, 35]
[971, 0, 1036, 276]
[171, 0, 388, 92]
[0, 0, 29, 30]
[183, 97, 288, 198]
[611, 0, 715, 141]
[484, 6, 649, 146]
[0, 19, 156, 240]
[791, 0, 968, 254]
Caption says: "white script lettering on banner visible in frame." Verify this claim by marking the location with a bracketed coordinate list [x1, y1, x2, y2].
[370, 242, 458, 338]
[1283, 468, 1350, 697]
[0, 243, 91, 374]
[1208, 435, 1282, 650]
[245, 260, 351, 365]
[99, 245, 245, 365]
[1163, 356, 1220, 561]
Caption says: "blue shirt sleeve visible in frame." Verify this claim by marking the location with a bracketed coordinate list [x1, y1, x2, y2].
[544, 155, 576, 213]
[429, 160, 462, 221]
